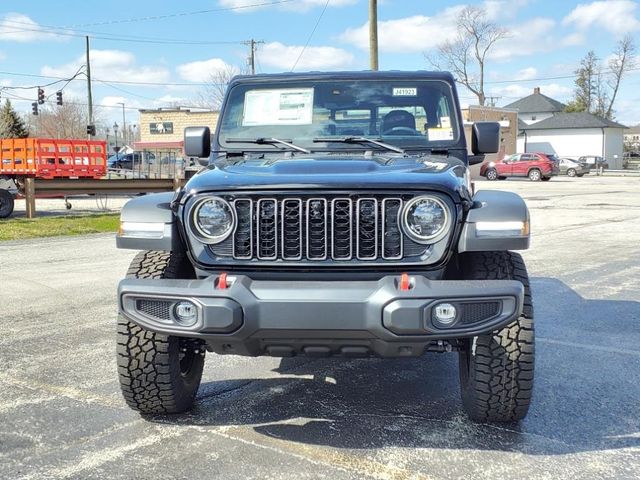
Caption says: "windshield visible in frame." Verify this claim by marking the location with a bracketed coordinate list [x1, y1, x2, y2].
[218, 79, 460, 153]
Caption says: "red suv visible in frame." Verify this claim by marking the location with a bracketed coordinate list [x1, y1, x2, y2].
[480, 153, 559, 181]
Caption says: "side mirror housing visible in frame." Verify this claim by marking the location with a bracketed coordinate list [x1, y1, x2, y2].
[472, 122, 500, 155]
[184, 126, 211, 159]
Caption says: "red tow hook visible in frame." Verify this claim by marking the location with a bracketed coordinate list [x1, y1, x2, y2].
[217, 272, 228, 289]
[399, 272, 410, 291]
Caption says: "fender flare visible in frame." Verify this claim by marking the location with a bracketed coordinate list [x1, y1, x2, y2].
[116, 192, 180, 251]
[458, 190, 530, 253]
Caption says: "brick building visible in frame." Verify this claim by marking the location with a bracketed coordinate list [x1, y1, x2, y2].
[134, 107, 219, 159]
[462, 105, 518, 178]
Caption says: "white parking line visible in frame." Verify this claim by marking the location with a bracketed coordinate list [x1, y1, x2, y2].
[538, 337, 640, 357]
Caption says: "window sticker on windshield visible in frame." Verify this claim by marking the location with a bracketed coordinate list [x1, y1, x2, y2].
[440, 116, 451, 129]
[242, 88, 314, 126]
[392, 87, 417, 96]
[428, 128, 454, 141]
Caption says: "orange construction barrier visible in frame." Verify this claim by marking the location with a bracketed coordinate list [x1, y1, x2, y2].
[0, 138, 107, 179]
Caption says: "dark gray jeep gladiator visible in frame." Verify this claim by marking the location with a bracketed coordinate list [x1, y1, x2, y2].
[116, 71, 533, 422]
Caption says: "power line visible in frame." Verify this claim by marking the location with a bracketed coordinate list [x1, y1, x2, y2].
[0, 24, 249, 45]
[291, 0, 331, 72]
[55, 0, 294, 29]
[0, 70, 220, 87]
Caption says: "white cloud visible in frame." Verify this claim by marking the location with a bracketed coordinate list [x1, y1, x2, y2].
[563, 0, 640, 35]
[42, 49, 170, 85]
[514, 67, 538, 81]
[219, 0, 356, 12]
[340, 9, 463, 53]
[491, 83, 572, 101]
[0, 13, 65, 42]
[260, 42, 353, 70]
[177, 58, 233, 83]
[490, 18, 557, 61]
[340, 1, 525, 53]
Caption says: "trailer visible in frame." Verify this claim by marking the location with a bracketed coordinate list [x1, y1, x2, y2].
[0, 138, 107, 218]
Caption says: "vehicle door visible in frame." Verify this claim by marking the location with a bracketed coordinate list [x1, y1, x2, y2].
[497, 154, 517, 176]
[512, 153, 532, 176]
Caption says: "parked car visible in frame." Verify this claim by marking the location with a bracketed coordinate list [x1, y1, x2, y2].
[115, 70, 535, 423]
[558, 157, 589, 177]
[578, 155, 608, 170]
[108, 152, 155, 170]
[480, 152, 559, 181]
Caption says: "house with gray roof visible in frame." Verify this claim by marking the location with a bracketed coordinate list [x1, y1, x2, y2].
[504, 87, 626, 169]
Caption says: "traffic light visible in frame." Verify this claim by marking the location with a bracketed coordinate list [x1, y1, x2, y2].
[86, 124, 96, 136]
[56, 91, 63, 106]
[31, 102, 38, 116]
[37, 87, 45, 105]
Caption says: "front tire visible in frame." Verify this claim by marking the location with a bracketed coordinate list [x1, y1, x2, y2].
[485, 168, 498, 181]
[458, 251, 534, 422]
[117, 251, 205, 414]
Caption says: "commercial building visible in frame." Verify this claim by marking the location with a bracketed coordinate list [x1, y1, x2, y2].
[506, 88, 626, 169]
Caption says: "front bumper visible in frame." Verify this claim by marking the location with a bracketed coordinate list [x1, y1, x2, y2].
[118, 274, 524, 357]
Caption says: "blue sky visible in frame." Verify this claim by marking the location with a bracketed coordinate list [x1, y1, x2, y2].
[1, 0, 639, 126]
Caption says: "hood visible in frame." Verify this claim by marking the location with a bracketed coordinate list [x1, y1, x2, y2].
[184, 154, 467, 196]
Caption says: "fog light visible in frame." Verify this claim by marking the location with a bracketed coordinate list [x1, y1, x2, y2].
[174, 301, 198, 326]
[433, 303, 457, 326]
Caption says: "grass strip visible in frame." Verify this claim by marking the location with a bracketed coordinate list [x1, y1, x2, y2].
[0, 214, 120, 241]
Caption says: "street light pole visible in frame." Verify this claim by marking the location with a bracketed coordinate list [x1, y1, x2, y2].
[117, 102, 126, 146]
[113, 122, 119, 158]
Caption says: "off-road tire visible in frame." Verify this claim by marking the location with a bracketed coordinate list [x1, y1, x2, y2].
[485, 168, 498, 181]
[528, 169, 541, 181]
[117, 250, 204, 415]
[0, 190, 14, 218]
[458, 251, 534, 422]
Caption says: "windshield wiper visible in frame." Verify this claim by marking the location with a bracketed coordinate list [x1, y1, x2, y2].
[313, 136, 405, 154]
[226, 137, 310, 154]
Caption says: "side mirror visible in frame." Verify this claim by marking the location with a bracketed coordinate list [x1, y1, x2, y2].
[468, 155, 485, 166]
[472, 122, 500, 155]
[184, 126, 211, 159]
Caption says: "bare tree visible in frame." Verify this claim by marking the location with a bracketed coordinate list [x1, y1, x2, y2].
[428, 6, 508, 106]
[194, 64, 246, 110]
[606, 35, 636, 119]
[26, 102, 104, 139]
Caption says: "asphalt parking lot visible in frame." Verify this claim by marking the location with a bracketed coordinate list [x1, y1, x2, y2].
[1, 175, 639, 480]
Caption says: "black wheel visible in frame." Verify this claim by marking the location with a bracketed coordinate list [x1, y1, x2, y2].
[528, 169, 541, 181]
[117, 250, 204, 414]
[458, 251, 534, 422]
[498, 176, 507, 180]
[567, 168, 576, 177]
[0, 189, 15, 218]
[485, 168, 498, 181]
[577, 173, 584, 177]
[541, 177, 551, 181]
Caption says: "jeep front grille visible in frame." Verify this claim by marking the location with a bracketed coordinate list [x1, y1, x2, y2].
[203, 193, 449, 265]
[221, 194, 410, 262]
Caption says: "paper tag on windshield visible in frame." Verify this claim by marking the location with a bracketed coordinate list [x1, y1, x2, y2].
[440, 116, 451, 128]
[242, 88, 314, 126]
[392, 87, 417, 96]
[428, 128, 454, 141]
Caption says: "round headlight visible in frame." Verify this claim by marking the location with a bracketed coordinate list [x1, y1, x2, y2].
[402, 196, 450, 243]
[192, 197, 235, 243]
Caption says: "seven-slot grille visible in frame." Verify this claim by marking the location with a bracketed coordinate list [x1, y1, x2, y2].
[227, 195, 407, 261]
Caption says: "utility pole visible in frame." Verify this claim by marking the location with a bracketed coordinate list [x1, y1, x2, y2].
[369, 0, 379, 71]
[86, 36, 93, 137]
[244, 39, 264, 75]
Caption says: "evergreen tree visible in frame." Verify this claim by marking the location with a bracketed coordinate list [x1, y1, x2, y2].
[0, 99, 29, 138]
